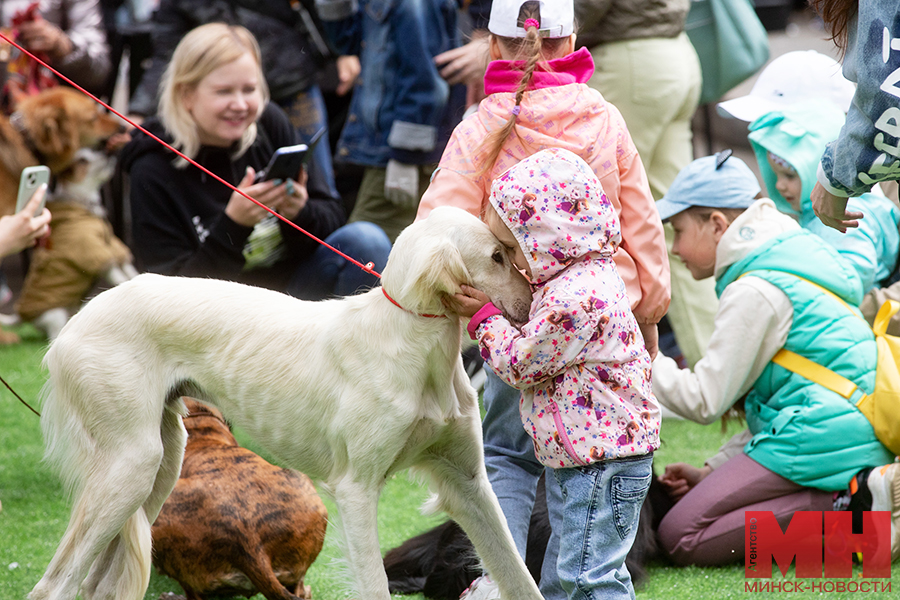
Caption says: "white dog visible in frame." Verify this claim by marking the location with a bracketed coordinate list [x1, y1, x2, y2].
[30, 206, 541, 600]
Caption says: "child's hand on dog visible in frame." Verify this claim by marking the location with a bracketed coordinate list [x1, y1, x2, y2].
[444, 284, 490, 319]
[225, 167, 307, 226]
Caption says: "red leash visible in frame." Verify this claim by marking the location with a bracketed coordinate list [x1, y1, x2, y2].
[0, 30, 381, 279]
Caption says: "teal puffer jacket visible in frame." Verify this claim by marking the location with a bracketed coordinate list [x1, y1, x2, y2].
[716, 230, 893, 491]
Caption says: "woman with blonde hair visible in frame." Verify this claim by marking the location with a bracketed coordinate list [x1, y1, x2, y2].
[121, 23, 390, 298]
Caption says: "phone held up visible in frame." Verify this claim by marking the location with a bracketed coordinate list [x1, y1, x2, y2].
[254, 126, 326, 183]
[16, 165, 51, 217]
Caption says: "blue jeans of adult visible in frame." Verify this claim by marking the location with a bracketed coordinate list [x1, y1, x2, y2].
[482, 368, 566, 600]
[554, 454, 653, 600]
[279, 84, 340, 200]
[286, 221, 391, 300]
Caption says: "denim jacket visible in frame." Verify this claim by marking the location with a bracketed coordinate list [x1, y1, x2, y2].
[315, 0, 465, 167]
[818, 2, 900, 197]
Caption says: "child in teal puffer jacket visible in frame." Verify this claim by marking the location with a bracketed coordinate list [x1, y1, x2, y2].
[650, 152, 899, 567]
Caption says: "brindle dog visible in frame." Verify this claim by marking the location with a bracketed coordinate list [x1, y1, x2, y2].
[151, 398, 328, 600]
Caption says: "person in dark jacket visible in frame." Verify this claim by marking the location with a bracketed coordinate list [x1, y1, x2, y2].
[120, 23, 389, 299]
[127, 0, 357, 199]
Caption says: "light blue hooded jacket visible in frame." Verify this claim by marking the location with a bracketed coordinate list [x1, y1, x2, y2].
[749, 102, 900, 292]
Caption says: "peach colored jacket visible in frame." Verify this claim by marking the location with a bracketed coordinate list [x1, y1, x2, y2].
[417, 52, 670, 324]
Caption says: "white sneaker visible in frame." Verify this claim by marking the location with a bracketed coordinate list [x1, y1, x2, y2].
[867, 462, 900, 561]
[459, 575, 501, 600]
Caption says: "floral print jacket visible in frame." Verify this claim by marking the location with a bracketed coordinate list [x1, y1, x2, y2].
[470, 148, 660, 468]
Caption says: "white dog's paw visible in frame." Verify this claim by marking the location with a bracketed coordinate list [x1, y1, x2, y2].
[33, 308, 70, 340]
[459, 575, 501, 600]
[0, 312, 20, 327]
[104, 263, 139, 286]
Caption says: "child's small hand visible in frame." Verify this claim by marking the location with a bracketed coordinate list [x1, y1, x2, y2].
[659, 462, 711, 502]
[811, 183, 862, 232]
[443, 284, 490, 319]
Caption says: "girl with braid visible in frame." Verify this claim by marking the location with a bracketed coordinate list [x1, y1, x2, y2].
[417, 1, 669, 598]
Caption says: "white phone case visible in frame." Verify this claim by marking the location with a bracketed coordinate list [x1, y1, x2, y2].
[16, 165, 51, 216]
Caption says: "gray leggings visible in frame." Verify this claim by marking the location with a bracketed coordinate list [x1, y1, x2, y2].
[657, 452, 833, 566]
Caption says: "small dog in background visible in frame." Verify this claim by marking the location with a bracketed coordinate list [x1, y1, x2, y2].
[151, 398, 328, 600]
[14, 148, 137, 339]
[0, 87, 122, 215]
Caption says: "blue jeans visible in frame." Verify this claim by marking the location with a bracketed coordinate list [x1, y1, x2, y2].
[482, 368, 566, 600]
[279, 85, 340, 200]
[286, 221, 391, 300]
[553, 454, 653, 600]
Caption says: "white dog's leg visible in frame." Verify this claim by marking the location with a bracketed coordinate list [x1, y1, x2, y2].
[419, 417, 543, 600]
[29, 443, 163, 600]
[81, 405, 185, 599]
[79, 508, 152, 600]
[143, 403, 188, 523]
[332, 478, 393, 600]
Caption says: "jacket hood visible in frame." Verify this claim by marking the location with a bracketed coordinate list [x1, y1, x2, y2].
[714, 198, 863, 304]
[484, 47, 595, 94]
[748, 101, 844, 220]
[489, 148, 620, 284]
[713, 198, 800, 280]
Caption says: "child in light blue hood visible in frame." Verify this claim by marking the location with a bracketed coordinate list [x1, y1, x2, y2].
[748, 101, 900, 292]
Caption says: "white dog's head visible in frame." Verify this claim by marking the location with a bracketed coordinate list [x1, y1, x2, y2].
[382, 206, 532, 325]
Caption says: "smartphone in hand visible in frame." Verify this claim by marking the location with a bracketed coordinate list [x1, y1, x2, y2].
[16, 165, 51, 217]
[254, 127, 327, 183]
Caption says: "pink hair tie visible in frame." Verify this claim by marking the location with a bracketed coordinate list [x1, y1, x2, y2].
[523, 18, 540, 30]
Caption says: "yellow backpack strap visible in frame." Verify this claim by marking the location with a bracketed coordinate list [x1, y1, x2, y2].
[738, 271, 864, 321]
[771, 348, 859, 399]
[873, 299, 900, 336]
[739, 271, 864, 400]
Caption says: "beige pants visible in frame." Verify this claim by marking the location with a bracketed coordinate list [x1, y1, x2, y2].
[589, 33, 716, 366]
[350, 164, 436, 243]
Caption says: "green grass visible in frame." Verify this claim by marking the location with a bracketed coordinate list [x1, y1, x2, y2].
[1, 324, 898, 599]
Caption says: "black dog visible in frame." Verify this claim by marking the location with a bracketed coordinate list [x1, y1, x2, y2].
[384, 471, 673, 599]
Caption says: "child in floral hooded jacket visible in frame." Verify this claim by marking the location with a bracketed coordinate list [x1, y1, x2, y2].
[451, 148, 659, 599]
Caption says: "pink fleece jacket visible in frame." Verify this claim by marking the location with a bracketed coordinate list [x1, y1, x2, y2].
[417, 48, 670, 324]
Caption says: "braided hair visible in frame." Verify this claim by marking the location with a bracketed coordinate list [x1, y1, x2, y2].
[475, 1, 570, 176]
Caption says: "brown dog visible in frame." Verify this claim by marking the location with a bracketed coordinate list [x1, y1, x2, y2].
[0, 87, 120, 215]
[151, 398, 328, 600]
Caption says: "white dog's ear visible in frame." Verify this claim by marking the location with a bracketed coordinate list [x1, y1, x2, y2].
[403, 239, 470, 311]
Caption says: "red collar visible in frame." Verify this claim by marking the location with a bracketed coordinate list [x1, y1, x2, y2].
[382, 288, 446, 319]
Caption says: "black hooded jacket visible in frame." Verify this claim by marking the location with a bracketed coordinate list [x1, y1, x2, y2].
[120, 103, 345, 291]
